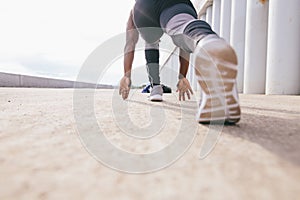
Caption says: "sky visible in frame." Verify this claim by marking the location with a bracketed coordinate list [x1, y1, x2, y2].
[0, 0, 151, 85]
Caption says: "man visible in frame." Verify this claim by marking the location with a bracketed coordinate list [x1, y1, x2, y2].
[119, 0, 241, 124]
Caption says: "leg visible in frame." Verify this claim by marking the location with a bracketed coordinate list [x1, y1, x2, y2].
[145, 41, 160, 87]
[132, 3, 164, 101]
[160, 3, 241, 123]
[145, 41, 164, 101]
[160, 3, 216, 53]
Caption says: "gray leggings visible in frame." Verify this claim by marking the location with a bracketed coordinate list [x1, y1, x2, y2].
[133, 3, 216, 85]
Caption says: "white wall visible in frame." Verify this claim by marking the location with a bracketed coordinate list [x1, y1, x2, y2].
[0, 72, 113, 88]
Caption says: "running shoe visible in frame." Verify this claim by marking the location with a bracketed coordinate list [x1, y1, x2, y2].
[194, 35, 241, 124]
[149, 85, 163, 102]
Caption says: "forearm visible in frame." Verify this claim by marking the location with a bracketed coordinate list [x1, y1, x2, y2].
[124, 51, 134, 78]
[179, 49, 190, 79]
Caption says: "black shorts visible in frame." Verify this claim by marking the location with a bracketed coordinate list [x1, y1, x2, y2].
[133, 0, 197, 43]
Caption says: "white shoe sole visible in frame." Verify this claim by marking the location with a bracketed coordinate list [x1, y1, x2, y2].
[149, 94, 163, 102]
[195, 38, 241, 124]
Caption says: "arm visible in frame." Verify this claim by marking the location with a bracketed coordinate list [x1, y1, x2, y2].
[123, 10, 139, 78]
[119, 10, 139, 99]
[176, 48, 194, 101]
[178, 48, 190, 79]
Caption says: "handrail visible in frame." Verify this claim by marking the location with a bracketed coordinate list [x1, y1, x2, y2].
[160, 47, 178, 71]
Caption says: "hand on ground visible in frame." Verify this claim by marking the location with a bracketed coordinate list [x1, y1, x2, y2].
[176, 77, 193, 101]
[119, 76, 131, 100]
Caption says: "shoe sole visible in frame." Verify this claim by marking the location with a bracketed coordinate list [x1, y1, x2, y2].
[149, 94, 163, 102]
[195, 39, 241, 124]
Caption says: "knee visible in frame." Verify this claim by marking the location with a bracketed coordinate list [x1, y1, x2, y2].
[171, 20, 217, 52]
[171, 34, 196, 53]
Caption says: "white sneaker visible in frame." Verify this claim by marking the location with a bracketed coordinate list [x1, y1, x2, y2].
[149, 85, 163, 102]
[194, 35, 241, 124]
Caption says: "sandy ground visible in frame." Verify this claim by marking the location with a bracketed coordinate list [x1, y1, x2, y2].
[0, 88, 300, 200]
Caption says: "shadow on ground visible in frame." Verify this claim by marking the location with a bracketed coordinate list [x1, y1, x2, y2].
[127, 96, 300, 167]
[221, 112, 300, 167]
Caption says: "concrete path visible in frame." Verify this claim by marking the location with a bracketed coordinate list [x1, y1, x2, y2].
[0, 88, 299, 199]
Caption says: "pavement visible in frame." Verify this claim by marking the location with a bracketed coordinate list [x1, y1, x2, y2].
[0, 88, 300, 200]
